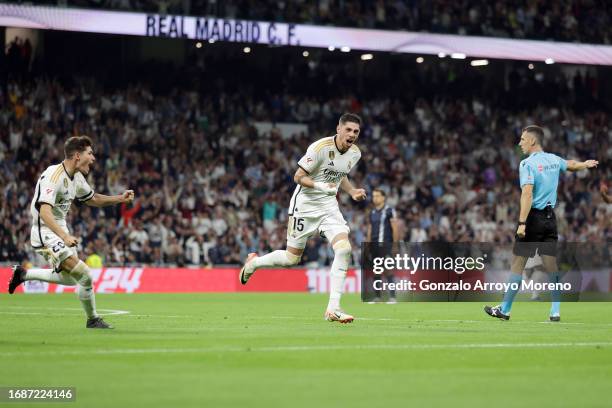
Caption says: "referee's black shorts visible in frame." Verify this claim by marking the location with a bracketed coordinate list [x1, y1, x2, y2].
[513, 206, 558, 257]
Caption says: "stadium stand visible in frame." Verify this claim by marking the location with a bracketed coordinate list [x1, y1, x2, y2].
[1, 41, 610, 266]
[11, 0, 612, 44]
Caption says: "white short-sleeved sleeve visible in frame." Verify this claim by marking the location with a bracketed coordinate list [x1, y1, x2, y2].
[297, 145, 323, 174]
[75, 173, 94, 202]
[37, 174, 60, 208]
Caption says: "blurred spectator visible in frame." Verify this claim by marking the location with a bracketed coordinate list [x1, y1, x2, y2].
[185, 234, 207, 266]
[128, 219, 149, 262]
[147, 217, 165, 265]
[165, 235, 185, 266]
[85, 245, 104, 269]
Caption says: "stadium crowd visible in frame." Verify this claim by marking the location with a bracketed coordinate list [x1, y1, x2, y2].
[0, 55, 610, 267]
[18, 0, 612, 44]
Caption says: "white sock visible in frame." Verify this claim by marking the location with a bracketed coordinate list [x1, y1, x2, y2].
[24, 269, 77, 285]
[327, 240, 351, 311]
[249, 250, 299, 272]
[70, 261, 98, 319]
[77, 284, 97, 319]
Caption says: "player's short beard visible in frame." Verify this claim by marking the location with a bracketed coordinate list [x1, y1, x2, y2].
[79, 163, 90, 175]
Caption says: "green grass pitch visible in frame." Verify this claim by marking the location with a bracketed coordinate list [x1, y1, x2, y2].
[1, 293, 611, 408]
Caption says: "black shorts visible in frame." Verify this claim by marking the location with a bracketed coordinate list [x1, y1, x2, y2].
[513, 206, 558, 257]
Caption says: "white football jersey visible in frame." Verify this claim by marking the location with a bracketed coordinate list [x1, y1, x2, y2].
[289, 135, 361, 217]
[30, 163, 94, 228]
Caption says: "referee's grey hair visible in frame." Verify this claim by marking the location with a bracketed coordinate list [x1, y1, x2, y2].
[522, 125, 543, 145]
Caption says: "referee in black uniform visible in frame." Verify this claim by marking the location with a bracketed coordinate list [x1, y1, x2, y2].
[367, 188, 400, 303]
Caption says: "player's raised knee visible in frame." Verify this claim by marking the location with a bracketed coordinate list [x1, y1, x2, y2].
[332, 239, 352, 257]
[69, 260, 93, 286]
[285, 251, 301, 266]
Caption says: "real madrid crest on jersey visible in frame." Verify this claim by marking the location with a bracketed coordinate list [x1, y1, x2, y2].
[63, 179, 68, 188]
[329, 151, 335, 160]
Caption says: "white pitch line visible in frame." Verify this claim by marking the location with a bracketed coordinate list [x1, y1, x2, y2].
[3, 308, 213, 319]
[1, 342, 611, 358]
[4, 308, 612, 326]
[1, 307, 130, 316]
[271, 316, 401, 321]
[0, 311, 55, 315]
[429, 319, 487, 323]
[273, 316, 612, 326]
[124, 314, 198, 319]
[97, 308, 130, 316]
[429, 319, 607, 326]
[537, 321, 585, 325]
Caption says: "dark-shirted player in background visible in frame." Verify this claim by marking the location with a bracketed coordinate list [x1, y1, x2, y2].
[367, 188, 400, 304]
[485, 126, 598, 322]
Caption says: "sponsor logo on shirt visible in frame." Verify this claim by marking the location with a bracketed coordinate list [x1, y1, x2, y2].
[323, 169, 347, 183]
[541, 163, 560, 171]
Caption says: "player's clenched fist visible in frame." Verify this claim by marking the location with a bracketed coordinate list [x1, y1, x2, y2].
[62, 234, 79, 247]
[350, 188, 367, 201]
[122, 190, 135, 203]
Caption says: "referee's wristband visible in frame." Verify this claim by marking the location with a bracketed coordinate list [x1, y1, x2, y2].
[517, 221, 526, 226]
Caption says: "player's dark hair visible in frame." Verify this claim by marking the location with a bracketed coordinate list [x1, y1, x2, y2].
[373, 188, 386, 197]
[339, 113, 362, 126]
[64, 136, 93, 159]
[522, 125, 544, 145]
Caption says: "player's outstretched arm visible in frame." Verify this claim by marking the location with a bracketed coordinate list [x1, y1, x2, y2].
[293, 167, 336, 195]
[39, 204, 79, 247]
[86, 190, 135, 207]
[339, 176, 366, 201]
[566, 159, 599, 171]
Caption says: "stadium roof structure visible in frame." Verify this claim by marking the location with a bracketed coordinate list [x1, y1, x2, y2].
[2, 3, 612, 65]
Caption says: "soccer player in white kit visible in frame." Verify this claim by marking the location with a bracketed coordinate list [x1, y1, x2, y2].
[240, 113, 367, 323]
[8, 136, 135, 329]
